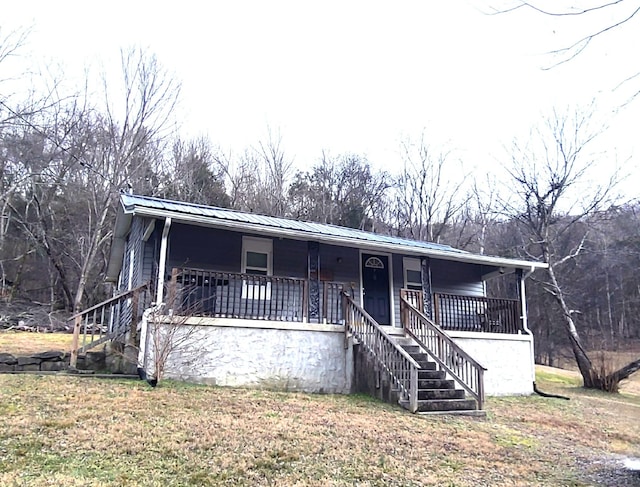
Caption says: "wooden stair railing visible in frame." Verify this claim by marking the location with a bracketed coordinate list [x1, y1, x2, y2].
[400, 290, 487, 410]
[342, 291, 421, 412]
[69, 283, 149, 368]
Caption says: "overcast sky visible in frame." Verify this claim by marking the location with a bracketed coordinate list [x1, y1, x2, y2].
[3, 0, 639, 183]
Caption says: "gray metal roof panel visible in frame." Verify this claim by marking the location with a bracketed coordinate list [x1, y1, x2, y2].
[121, 194, 462, 254]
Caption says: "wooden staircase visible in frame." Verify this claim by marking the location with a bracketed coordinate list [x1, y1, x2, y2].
[69, 284, 150, 369]
[395, 337, 480, 414]
[343, 290, 486, 415]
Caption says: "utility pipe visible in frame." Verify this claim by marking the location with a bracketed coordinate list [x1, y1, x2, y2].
[520, 266, 537, 387]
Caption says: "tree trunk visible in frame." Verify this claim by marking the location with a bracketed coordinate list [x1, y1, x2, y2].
[545, 264, 597, 386]
[72, 199, 111, 313]
[607, 358, 640, 386]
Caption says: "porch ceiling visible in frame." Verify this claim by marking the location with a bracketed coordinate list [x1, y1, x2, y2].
[106, 194, 547, 282]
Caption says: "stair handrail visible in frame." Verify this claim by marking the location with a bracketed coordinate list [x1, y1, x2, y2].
[400, 292, 487, 410]
[342, 291, 420, 412]
[68, 283, 150, 320]
[69, 283, 150, 368]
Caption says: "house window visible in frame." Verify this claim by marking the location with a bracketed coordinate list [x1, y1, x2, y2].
[403, 257, 422, 291]
[241, 237, 272, 299]
[364, 256, 385, 269]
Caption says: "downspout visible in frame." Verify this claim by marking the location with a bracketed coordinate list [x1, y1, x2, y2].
[520, 266, 536, 386]
[155, 217, 172, 305]
[137, 303, 163, 373]
[136, 216, 171, 387]
[521, 265, 570, 400]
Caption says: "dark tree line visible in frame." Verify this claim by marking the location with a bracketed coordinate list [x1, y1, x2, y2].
[1, 28, 639, 389]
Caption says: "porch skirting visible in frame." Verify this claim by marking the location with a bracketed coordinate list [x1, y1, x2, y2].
[146, 318, 353, 394]
[447, 331, 535, 396]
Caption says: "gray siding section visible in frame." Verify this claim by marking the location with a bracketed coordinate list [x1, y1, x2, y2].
[167, 223, 241, 273]
[142, 237, 157, 288]
[430, 259, 484, 296]
[167, 225, 311, 279]
[319, 244, 361, 299]
[140, 218, 158, 287]
[118, 218, 143, 292]
[130, 217, 145, 288]
[116, 216, 146, 336]
[274, 238, 307, 278]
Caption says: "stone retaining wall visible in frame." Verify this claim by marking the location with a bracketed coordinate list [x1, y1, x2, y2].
[0, 350, 107, 372]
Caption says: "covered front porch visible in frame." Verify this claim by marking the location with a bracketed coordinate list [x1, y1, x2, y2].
[166, 266, 525, 335]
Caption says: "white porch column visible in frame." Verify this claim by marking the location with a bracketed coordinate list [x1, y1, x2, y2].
[155, 217, 172, 305]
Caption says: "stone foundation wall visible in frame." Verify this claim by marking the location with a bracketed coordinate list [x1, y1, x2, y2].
[352, 342, 401, 405]
[149, 319, 354, 394]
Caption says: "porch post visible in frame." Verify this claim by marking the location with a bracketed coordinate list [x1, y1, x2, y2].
[308, 241, 320, 321]
[69, 315, 82, 369]
[155, 217, 172, 305]
[516, 268, 525, 332]
[420, 257, 433, 319]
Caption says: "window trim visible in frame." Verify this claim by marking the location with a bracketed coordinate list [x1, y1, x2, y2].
[241, 237, 273, 300]
[403, 257, 422, 291]
[241, 237, 273, 276]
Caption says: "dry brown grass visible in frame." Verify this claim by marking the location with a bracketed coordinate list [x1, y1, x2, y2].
[0, 369, 639, 486]
[0, 331, 73, 355]
[550, 346, 640, 396]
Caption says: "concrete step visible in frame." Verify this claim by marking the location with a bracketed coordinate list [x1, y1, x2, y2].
[414, 398, 478, 413]
[417, 369, 447, 381]
[418, 378, 455, 389]
[414, 359, 437, 370]
[394, 337, 417, 347]
[418, 388, 466, 400]
[416, 409, 486, 417]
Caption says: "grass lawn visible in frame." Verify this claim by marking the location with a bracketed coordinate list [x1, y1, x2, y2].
[0, 331, 74, 355]
[1, 370, 639, 486]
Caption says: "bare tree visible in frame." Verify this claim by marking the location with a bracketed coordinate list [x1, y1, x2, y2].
[68, 47, 180, 312]
[257, 129, 293, 217]
[442, 177, 502, 253]
[211, 130, 294, 216]
[3, 47, 180, 312]
[143, 308, 202, 385]
[495, 2, 640, 60]
[393, 135, 468, 243]
[501, 107, 639, 391]
[0, 26, 30, 118]
[288, 152, 390, 230]
[494, 1, 640, 97]
[159, 136, 230, 207]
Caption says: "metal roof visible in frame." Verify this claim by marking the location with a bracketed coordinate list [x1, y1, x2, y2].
[106, 194, 546, 282]
[120, 193, 462, 254]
